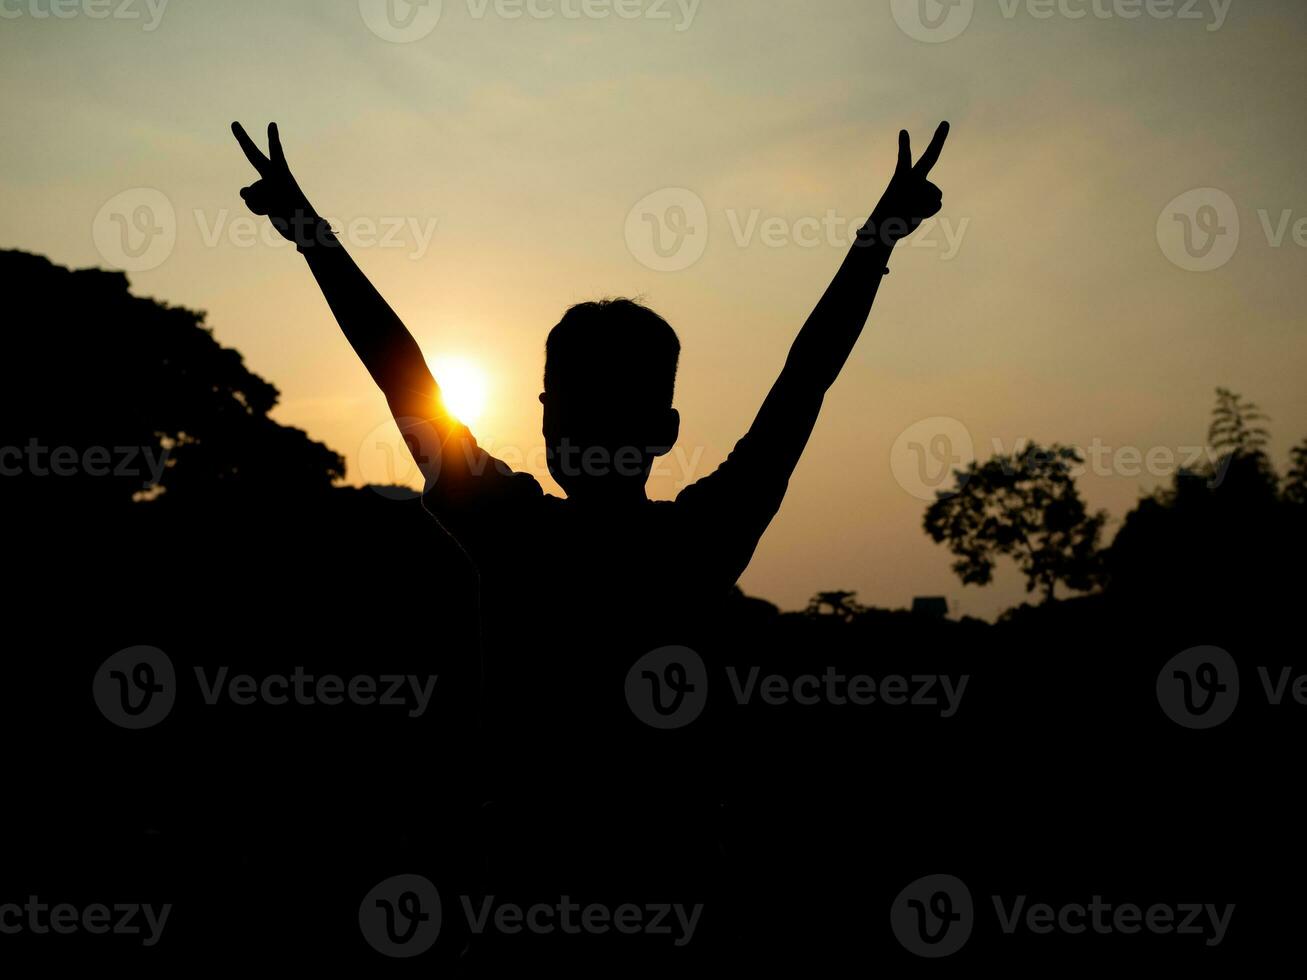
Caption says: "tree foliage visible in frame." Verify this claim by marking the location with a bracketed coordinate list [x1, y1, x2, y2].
[924, 443, 1106, 602]
[1284, 439, 1307, 507]
[805, 590, 864, 621]
[1105, 388, 1301, 606]
[0, 249, 343, 511]
[1208, 387, 1270, 457]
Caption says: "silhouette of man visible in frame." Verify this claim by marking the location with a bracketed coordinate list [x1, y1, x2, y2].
[232, 118, 949, 962]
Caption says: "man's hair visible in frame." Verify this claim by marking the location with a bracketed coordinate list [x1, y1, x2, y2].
[544, 299, 680, 407]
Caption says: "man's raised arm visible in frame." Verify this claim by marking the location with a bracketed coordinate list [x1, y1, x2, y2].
[678, 123, 951, 569]
[231, 121, 471, 491]
[759, 122, 950, 453]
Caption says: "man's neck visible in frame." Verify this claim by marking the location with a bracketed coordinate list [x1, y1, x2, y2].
[564, 481, 650, 508]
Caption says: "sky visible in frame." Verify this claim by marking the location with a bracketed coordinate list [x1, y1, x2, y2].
[2, 0, 1305, 618]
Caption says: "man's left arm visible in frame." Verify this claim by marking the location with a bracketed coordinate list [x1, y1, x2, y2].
[677, 123, 952, 573]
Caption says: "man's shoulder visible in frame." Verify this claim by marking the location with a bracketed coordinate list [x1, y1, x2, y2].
[423, 467, 544, 509]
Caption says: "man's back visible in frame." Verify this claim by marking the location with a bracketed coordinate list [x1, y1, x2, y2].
[424, 437, 788, 802]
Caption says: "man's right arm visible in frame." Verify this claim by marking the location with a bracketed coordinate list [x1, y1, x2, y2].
[297, 241, 454, 485]
[230, 121, 493, 497]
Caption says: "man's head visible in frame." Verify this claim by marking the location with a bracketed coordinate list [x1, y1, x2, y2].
[540, 299, 680, 499]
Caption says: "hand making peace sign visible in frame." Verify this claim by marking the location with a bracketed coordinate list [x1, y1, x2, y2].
[869, 121, 950, 247]
[231, 121, 321, 246]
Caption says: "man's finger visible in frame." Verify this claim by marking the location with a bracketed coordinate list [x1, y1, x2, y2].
[268, 122, 285, 166]
[914, 121, 950, 176]
[231, 121, 270, 174]
[239, 185, 268, 215]
[897, 129, 912, 173]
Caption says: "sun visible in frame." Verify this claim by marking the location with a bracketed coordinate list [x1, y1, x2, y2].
[430, 355, 489, 428]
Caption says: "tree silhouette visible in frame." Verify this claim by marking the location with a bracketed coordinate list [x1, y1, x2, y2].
[1195, 386, 1279, 499]
[923, 443, 1106, 603]
[805, 590, 864, 621]
[0, 249, 343, 513]
[1209, 387, 1270, 457]
[1105, 387, 1294, 607]
[1284, 438, 1307, 506]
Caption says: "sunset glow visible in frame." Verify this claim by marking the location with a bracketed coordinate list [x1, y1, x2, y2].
[4, 2, 1305, 619]
[431, 356, 489, 428]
